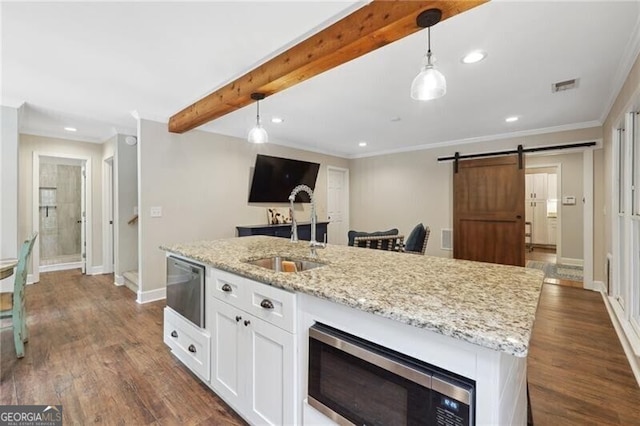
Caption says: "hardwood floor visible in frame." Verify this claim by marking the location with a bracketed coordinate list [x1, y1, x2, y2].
[2, 270, 638, 425]
[528, 284, 640, 425]
[0, 269, 245, 425]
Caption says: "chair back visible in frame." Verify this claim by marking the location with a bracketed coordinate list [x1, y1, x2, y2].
[405, 224, 431, 255]
[13, 233, 38, 318]
[354, 234, 404, 251]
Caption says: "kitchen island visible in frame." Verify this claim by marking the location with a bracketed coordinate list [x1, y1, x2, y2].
[162, 236, 544, 425]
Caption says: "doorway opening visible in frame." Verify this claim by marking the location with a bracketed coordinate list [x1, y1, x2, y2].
[525, 164, 560, 263]
[32, 153, 91, 283]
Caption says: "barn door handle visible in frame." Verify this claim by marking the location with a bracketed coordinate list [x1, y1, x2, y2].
[516, 215, 522, 219]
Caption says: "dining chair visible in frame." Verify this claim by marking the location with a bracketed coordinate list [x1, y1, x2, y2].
[0, 233, 38, 358]
[353, 234, 405, 251]
[403, 224, 431, 255]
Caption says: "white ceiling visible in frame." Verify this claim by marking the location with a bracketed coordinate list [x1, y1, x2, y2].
[3, 1, 640, 158]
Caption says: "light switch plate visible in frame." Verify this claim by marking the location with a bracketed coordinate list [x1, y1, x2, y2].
[150, 206, 162, 217]
[562, 196, 576, 205]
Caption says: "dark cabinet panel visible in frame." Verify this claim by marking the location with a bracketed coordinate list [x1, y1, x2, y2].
[237, 222, 328, 242]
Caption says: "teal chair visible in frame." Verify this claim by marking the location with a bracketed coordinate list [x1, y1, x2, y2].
[0, 233, 38, 358]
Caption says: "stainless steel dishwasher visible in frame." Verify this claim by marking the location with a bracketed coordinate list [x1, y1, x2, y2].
[166, 256, 205, 328]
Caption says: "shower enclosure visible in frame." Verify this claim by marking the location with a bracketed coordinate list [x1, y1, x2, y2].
[39, 161, 82, 269]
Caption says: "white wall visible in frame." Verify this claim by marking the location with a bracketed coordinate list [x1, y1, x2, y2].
[1, 105, 20, 291]
[137, 119, 349, 300]
[18, 134, 104, 270]
[1, 106, 19, 260]
[115, 133, 138, 277]
[349, 127, 602, 258]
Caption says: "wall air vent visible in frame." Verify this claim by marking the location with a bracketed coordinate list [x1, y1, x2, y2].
[441, 229, 453, 251]
[552, 78, 579, 93]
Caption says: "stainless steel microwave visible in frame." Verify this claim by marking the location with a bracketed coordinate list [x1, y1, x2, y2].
[308, 323, 475, 426]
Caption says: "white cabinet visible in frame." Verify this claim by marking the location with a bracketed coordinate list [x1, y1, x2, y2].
[547, 218, 558, 245]
[164, 307, 211, 381]
[525, 173, 547, 200]
[208, 269, 296, 426]
[525, 172, 557, 246]
[525, 200, 548, 244]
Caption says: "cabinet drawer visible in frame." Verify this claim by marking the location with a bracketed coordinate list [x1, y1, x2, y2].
[164, 307, 211, 381]
[245, 279, 297, 333]
[209, 268, 245, 308]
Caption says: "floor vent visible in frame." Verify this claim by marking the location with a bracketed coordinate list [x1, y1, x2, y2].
[441, 229, 453, 251]
[552, 78, 579, 93]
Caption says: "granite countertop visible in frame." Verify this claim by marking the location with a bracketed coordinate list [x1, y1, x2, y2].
[161, 236, 544, 357]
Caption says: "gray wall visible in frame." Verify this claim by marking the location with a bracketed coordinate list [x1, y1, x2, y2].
[349, 127, 602, 259]
[116, 134, 138, 277]
[137, 119, 349, 298]
[19, 134, 104, 270]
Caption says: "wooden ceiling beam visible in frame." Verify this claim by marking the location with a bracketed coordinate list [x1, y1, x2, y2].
[169, 0, 488, 134]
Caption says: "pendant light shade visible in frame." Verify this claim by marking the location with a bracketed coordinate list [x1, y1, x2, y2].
[410, 9, 446, 101]
[248, 93, 268, 144]
[410, 48, 447, 101]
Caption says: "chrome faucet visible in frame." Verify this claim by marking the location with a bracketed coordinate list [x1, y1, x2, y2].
[288, 184, 326, 256]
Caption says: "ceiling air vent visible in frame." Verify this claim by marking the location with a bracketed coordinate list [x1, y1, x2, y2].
[552, 78, 579, 93]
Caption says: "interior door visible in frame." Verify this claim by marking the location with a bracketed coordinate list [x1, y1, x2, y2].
[453, 155, 525, 266]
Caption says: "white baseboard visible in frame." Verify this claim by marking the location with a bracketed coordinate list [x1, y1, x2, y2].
[114, 274, 124, 286]
[40, 261, 83, 273]
[557, 257, 584, 267]
[136, 287, 166, 304]
[88, 265, 104, 275]
[27, 274, 36, 285]
[585, 280, 606, 292]
[602, 293, 640, 387]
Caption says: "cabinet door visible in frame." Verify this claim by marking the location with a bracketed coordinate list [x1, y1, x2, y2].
[243, 315, 295, 426]
[210, 299, 244, 405]
[525, 174, 534, 200]
[531, 201, 548, 244]
[532, 173, 547, 200]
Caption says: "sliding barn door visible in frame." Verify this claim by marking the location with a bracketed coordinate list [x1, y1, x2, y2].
[453, 155, 525, 266]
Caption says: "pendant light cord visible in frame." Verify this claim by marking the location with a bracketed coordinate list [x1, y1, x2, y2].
[427, 27, 431, 54]
[256, 100, 261, 125]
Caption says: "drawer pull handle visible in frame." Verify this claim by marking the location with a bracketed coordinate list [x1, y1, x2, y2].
[188, 344, 197, 354]
[235, 315, 242, 322]
[221, 283, 232, 292]
[244, 320, 251, 327]
[260, 299, 274, 310]
[171, 330, 178, 338]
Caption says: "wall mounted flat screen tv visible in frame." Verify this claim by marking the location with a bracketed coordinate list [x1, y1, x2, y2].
[248, 154, 320, 203]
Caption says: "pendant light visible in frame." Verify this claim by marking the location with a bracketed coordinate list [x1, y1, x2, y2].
[410, 9, 446, 101]
[248, 92, 268, 144]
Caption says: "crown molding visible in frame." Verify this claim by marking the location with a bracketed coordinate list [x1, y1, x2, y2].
[349, 120, 603, 159]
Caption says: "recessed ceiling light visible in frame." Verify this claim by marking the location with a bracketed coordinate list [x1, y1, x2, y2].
[505, 116, 519, 123]
[271, 117, 284, 124]
[64, 127, 77, 132]
[461, 50, 487, 64]
[358, 142, 367, 147]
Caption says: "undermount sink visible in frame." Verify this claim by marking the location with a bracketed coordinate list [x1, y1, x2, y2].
[245, 256, 326, 273]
